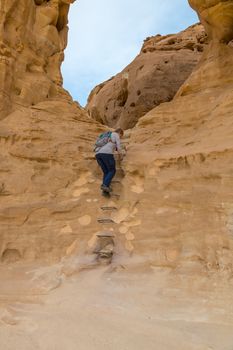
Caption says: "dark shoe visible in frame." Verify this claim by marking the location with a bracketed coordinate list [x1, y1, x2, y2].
[102, 190, 110, 197]
[101, 184, 111, 193]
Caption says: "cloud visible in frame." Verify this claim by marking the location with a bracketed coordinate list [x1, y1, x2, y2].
[62, 0, 198, 106]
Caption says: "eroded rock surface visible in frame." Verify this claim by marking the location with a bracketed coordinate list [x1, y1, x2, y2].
[1, 1, 233, 349]
[0, 100, 104, 261]
[122, 0, 233, 276]
[189, 0, 233, 43]
[0, 0, 74, 119]
[1, 0, 233, 280]
[86, 24, 208, 129]
[0, 0, 104, 262]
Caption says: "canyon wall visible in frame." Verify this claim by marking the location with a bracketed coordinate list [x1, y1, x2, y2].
[1, 0, 233, 280]
[86, 24, 208, 129]
[1, 2, 233, 348]
[120, 0, 233, 275]
[0, 0, 104, 262]
[0, 0, 74, 120]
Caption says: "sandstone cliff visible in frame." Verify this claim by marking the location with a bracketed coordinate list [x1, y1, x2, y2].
[0, 0, 233, 277]
[86, 23, 208, 129]
[0, 0, 233, 278]
[123, 0, 233, 274]
[0, 0, 74, 120]
[0, 0, 104, 262]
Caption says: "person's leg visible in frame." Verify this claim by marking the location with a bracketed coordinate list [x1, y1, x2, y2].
[96, 154, 108, 185]
[103, 154, 116, 187]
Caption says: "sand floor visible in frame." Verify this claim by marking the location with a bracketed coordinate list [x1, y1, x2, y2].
[0, 263, 233, 350]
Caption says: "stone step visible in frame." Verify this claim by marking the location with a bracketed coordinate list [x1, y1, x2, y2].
[111, 193, 120, 198]
[101, 206, 117, 211]
[93, 235, 115, 264]
[97, 218, 115, 224]
[96, 233, 115, 238]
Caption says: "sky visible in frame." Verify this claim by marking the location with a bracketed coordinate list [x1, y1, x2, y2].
[62, 0, 198, 106]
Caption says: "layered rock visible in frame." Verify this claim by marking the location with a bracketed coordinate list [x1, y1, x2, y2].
[122, 0, 233, 275]
[1, 1, 233, 348]
[0, 0, 105, 262]
[0, 100, 105, 262]
[1, 0, 233, 280]
[86, 23, 208, 129]
[0, 0, 74, 120]
[189, 0, 233, 43]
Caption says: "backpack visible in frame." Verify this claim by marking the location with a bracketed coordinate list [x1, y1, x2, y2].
[94, 131, 112, 151]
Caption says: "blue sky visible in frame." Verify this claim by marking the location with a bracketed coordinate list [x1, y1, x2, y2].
[62, 0, 198, 106]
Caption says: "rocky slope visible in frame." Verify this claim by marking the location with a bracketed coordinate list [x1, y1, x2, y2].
[86, 23, 208, 129]
[1, 0, 233, 284]
[0, 0, 233, 285]
[0, 0, 104, 262]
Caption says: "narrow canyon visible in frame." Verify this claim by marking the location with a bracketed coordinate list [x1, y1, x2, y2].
[0, 1, 233, 349]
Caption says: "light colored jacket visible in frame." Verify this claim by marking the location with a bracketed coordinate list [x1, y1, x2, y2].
[96, 132, 121, 154]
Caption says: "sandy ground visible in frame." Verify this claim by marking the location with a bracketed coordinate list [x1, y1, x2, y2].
[0, 263, 233, 350]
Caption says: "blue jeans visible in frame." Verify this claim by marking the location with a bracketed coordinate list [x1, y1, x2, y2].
[96, 153, 116, 187]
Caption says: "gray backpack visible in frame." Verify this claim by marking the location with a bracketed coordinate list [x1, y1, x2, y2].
[94, 131, 112, 151]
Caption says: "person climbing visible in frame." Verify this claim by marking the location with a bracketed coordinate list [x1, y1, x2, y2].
[95, 128, 124, 194]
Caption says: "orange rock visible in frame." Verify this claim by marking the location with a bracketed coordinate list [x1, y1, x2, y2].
[0, 0, 75, 120]
[86, 24, 208, 129]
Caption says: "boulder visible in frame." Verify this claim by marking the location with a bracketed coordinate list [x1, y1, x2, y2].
[86, 23, 208, 129]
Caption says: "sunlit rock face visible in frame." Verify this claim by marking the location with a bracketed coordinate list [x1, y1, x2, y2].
[86, 24, 207, 130]
[189, 0, 233, 43]
[0, 0, 105, 262]
[1, 0, 233, 280]
[0, 0, 74, 119]
[178, 0, 233, 96]
[122, 0, 233, 275]
[0, 99, 104, 262]
[1, 2, 233, 348]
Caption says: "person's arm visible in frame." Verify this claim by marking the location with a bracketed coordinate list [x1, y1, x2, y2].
[113, 133, 124, 161]
[114, 133, 122, 153]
